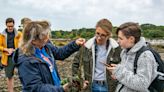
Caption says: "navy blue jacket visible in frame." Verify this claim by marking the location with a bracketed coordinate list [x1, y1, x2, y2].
[13, 41, 80, 92]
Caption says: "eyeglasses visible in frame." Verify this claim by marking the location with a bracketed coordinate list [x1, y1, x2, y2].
[7, 26, 14, 28]
[95, 32, 108, 39]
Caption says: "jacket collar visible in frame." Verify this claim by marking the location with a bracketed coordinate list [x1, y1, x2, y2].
[123, 37, 147, 54]
[85, 37, 119, 82]
[1, 28, 18, 36]
[84, 36, 119, 49]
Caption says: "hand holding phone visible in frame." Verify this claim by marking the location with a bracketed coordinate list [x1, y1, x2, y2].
[100, 61, 111, 67]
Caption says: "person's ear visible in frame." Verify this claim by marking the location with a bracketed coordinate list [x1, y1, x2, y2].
[129, 36, 135, 43]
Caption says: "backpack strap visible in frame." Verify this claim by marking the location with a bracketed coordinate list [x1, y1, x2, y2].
[117, 46, 149, 92]
[134, 46, 164, 74]
[134, 46, 149, 74]
[12, 48, 19, 66]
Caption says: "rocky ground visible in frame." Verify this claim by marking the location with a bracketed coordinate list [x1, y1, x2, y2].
[0, 51, 164, 92]
[0, 54, 75, 92]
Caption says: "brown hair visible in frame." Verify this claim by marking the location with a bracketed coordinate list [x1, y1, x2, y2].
[116, 22, 141, 43]
[21, 17, 31, 26]
[96, 18, 112, 35]
[6, 18, 15, 24]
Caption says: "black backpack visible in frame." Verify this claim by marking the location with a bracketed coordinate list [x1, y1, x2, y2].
[134, 46, 164, 92]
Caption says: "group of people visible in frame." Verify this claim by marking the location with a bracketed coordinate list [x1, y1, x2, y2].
[0, 17, 162, 92]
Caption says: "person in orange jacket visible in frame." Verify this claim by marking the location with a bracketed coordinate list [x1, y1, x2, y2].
[0, 18, 22, 92]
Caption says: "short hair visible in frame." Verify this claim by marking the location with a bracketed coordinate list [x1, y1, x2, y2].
[21, 17, 31, 25]
[96, 18, 112, 34]
[116, 22, 141, 43]
[6, 18, 15, 24]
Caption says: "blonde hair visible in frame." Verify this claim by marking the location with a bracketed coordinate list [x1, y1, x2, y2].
[20, 20, 51, 56]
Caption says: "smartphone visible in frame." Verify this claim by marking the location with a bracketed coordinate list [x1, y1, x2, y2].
[100, 61, 111, 67]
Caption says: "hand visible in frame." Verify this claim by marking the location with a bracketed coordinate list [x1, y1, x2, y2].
[111, 74, 117, 80]
[110, 64, 117, 67]
[8, 48, 15, 55]
[4, 48, 15, 55]
[106, 64, 117, 80]
[106, 64, 117, 73]
[63, 83, 71, 92]
[82, 80, 89, 90]
[75, 38, 86, 46]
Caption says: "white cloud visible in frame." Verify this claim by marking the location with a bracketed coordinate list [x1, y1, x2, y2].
[0, 0, 163, 31]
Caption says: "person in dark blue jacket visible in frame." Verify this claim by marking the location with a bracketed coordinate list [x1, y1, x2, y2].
[12, 20, 85, 92]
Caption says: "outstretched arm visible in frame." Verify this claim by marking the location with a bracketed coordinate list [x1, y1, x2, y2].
[48, 38, 85, 60]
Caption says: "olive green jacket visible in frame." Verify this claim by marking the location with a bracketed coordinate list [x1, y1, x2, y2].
[72, 37, 122, 92]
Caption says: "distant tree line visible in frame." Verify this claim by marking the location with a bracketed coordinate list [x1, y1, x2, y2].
[51, 23, 164, 39]
[141, 24, 164, 39]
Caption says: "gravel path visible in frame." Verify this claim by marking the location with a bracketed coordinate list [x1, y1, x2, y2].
[0, 53, 164, 92]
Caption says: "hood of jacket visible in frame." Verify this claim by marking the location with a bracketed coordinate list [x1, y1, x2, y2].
[1, 28, 19, 36]
[121, 37, 147, 56]
[12, 48, 36, 66]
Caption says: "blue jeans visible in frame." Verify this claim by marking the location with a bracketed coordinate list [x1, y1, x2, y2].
[92, 80, 108, 92]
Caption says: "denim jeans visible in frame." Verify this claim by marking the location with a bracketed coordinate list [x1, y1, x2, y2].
[92, 80, 108, 92]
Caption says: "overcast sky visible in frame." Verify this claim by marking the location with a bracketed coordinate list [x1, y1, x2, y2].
[0, 0, 163, 31]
